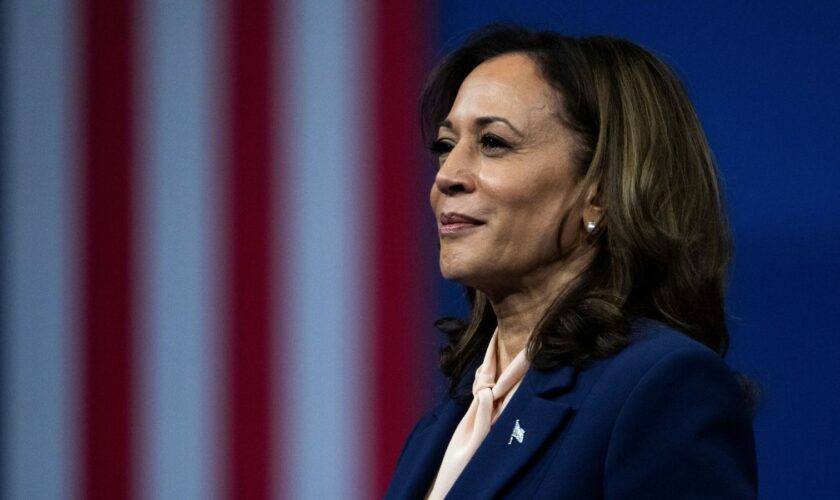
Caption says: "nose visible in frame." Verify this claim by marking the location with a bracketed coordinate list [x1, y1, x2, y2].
[433, 144, 476, 196]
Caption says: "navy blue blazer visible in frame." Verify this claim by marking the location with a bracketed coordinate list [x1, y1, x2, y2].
[386, 321, 757, 499]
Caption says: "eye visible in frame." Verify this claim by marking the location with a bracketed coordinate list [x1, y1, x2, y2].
[479, 134, 511, 153]
[429, 138, 455, 158]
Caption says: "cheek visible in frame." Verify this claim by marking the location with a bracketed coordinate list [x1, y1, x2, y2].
[481, 162, 561, 202]
[557, 205, 582, 245]
[493, 183, 578, 249]
[490, 181, 564, 227]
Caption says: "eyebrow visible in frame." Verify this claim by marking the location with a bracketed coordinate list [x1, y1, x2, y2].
[439, 116, 525, 138]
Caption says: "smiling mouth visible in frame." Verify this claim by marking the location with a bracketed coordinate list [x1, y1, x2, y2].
[439, 212, 485, 236]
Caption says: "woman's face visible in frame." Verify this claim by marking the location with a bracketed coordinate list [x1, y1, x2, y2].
[430, 53, 589, 296]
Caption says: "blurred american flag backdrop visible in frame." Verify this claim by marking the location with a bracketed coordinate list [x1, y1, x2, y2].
[1, 0, 438, 498]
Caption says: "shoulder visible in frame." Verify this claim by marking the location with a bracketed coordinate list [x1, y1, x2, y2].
[585, 319, 743, 402]
[544, 319, 749, 448]
[596, 320, 757, 498]
[612, 318, 727, 369]
[596, 318, 752, 436]
[589, 318, 751, 431]
[531, 319, 756, 498]
[572, 319, 738, 403]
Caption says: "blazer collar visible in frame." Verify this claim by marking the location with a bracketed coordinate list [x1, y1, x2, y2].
[446, 364, 578, 498]
[386, 397, 469, 499]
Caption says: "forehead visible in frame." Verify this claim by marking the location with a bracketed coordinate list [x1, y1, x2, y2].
[447, 53, 557, 125]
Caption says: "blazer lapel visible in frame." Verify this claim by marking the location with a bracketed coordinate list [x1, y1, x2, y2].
[446, 365, 577, 498]
[386, 397, 469, 499]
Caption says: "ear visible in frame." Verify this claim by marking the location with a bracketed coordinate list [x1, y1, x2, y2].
[581, 182, 605, 233]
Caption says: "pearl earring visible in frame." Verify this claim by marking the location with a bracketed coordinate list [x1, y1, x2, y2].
[586, 221, 596, 234]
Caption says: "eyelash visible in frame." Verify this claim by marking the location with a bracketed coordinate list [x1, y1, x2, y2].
[429, 138, 454, 156]
[429, 134, 511, 158]
[479, 134, 510, 151]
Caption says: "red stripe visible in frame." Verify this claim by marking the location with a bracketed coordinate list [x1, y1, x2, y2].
[224, 1, 276, 498]
[372, 1, 432, 495]
[80, 1, 136, 499]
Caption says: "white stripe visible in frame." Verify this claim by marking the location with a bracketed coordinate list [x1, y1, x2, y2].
[281, 0, 373, 497]
[1, 1, 77, 499]
[137, 1, 219, 499]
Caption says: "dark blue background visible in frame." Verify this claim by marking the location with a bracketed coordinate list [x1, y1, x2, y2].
[430, 2, 840, 497]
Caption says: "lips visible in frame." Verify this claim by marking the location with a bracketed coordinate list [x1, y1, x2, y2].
[439, 212, 485, 236]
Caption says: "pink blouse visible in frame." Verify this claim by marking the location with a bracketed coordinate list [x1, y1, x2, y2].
[427, 329, 530, 499]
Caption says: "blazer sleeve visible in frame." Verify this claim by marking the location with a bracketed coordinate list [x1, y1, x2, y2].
[603, 347, 758, 499]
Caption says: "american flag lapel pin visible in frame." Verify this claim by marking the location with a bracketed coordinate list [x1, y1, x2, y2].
[508, 419, 525, 445]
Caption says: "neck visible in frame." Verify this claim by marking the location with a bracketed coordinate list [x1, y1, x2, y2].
[489, 289, 555, 375]
[486, 249, 594, 374]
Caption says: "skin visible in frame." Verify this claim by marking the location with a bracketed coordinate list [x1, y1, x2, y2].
[430, 53, 602, 374]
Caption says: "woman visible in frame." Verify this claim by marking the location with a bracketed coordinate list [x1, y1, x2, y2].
[386, 26, 757, 499]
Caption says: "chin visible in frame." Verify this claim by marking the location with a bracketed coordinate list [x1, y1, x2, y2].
[438, 263, 464, 282]
[438, 245, 492, 286]
[438, 257, 469, 283]
[438, 260, 482, 288]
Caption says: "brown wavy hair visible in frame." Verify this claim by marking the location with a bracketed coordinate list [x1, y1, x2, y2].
[422, 26, 732, 396]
